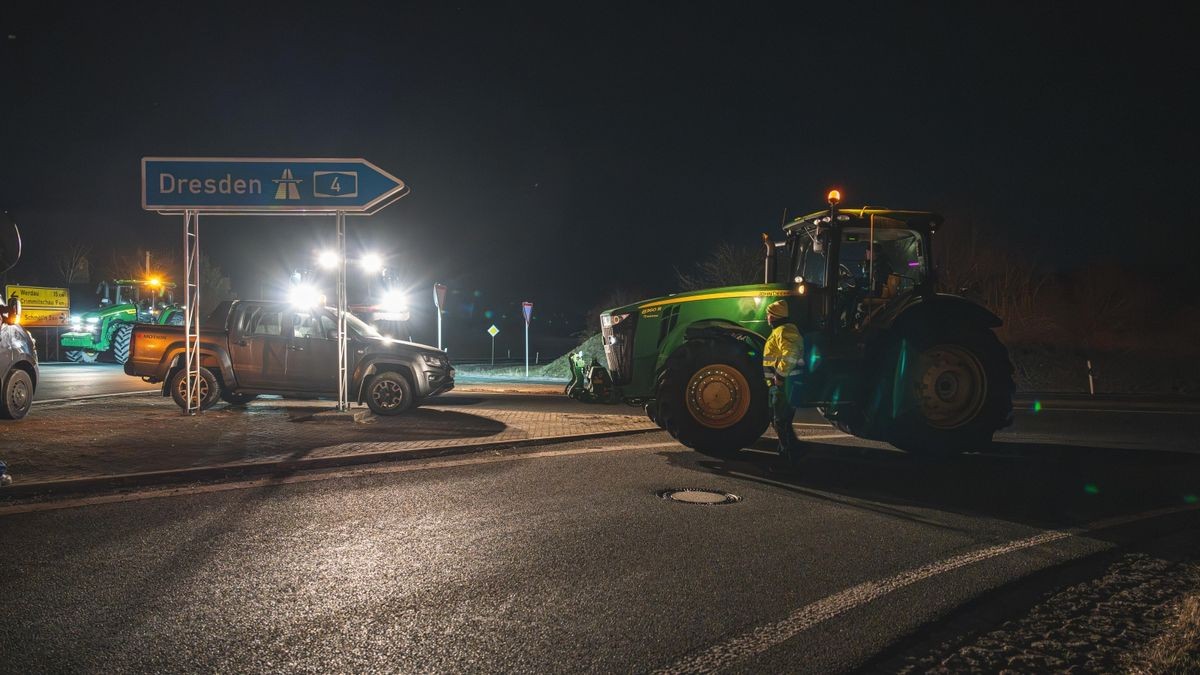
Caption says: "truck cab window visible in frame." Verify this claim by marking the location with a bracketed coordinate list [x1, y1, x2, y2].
[249, 310, 282, 336]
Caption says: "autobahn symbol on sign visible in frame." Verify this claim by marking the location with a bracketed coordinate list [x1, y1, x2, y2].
[142, 157, 407, 214]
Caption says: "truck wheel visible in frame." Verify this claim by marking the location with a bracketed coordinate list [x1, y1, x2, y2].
[656, 338, 770, 456]
[220, 392, 257, 405]
[364, 371, 414, 416]
[0, 369, 33, 420]
[883, 323, 1014, 457]
[168, 367, 221, 412]
[112, 323, 133, 365]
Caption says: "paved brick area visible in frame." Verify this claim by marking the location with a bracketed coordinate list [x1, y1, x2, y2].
[0, 396, 655, 487]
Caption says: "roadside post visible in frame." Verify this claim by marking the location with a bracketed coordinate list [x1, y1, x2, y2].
[522, 301, 533, 378]
[434, 283, 447, 351]
[142, 157, 408, 414]
[487, 324, 499, 365]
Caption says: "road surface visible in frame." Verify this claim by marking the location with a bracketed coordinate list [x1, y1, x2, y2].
[1, 403, 1197, 672]
[34, 363, 159, 402]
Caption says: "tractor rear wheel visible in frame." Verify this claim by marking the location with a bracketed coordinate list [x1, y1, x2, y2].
[656, 338, 769, 456]
[112, 323, 133, 365]
[883, 323, 1014, 457]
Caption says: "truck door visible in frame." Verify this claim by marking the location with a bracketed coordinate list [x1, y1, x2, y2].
[284, 309, 339, 393]
[228, 305, 289, 388]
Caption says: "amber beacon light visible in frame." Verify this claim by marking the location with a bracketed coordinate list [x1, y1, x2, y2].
[826, 189, 841, 205]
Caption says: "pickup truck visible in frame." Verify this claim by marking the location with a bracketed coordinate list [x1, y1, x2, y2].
[125, 300, 453, 414]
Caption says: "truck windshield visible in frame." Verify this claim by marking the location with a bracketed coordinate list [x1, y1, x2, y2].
[342, 310, 381, 338]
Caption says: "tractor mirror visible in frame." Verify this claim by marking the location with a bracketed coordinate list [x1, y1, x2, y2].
[0, 211, 20, 275]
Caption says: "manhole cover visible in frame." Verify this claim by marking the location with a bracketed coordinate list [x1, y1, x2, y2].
[658, 488, 741, 505]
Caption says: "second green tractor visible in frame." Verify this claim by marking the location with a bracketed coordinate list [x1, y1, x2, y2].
[567, 194, 1014, 457]
[61, 279, 183, 364]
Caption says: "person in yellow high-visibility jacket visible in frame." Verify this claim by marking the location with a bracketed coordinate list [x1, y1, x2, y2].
[763, 300, 805, 463]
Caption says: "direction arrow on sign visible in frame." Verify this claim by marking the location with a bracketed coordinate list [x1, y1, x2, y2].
[487, 325, 499, 337]
[142, 157, 408, 214]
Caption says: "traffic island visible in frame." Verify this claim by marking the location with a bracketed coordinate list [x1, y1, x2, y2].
[0, 396, 656, 498]
[305, 408, 375, 423]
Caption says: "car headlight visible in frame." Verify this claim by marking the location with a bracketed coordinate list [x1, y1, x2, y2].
[421, 354, 446, 368]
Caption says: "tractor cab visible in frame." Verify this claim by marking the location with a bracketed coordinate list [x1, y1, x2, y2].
[782, 206, 940, 336]
[98, 279, 178, 322]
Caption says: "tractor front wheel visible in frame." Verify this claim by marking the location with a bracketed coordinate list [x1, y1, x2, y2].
[656, 338, 769, 457]
[65, 349, 98, 364]
[168, 367, 221, 412]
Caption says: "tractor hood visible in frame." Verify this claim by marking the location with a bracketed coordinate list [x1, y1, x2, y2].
[601, 283, 789, 318]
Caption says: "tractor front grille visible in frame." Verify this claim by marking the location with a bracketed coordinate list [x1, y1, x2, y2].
[601, 312, 637, 386]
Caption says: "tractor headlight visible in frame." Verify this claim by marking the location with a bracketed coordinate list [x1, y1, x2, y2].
[421, 354, 446, 368]
[602, 312, 631, 328]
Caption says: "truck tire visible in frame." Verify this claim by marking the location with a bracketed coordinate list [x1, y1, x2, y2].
[220, 392, 257, 405]
[112, 323, 133, 365]
[881, 322, 1014, 457]
[364, 371, 415, 416]
[656, 338, 770, 456]
[168, 367, 221, 412]
[0, 368, 33, 420]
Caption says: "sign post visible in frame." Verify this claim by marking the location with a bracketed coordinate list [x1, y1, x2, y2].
[487, 324, 499, 365]
[521, 301, 533, 378]
[433, 283, 447, 351]
[142, 157, 407, 415]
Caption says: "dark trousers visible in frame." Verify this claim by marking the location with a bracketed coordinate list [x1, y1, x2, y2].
[769, 380, 798, 452]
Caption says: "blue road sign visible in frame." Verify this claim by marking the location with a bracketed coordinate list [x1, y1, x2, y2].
[142, 157, 408, 214]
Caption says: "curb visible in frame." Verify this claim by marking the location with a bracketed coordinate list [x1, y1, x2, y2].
[0, 426, 659, 501]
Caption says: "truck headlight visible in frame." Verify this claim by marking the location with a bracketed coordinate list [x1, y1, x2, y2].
[422, 354, 446, 368]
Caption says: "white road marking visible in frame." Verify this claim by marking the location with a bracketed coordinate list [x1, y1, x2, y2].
[37, 390, 157, 404]
[656, 503, 1200, 674]
[0, 441, 681, 516]
[1020, 407, 1200, 416]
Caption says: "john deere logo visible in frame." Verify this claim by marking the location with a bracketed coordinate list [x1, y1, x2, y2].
[272, 169, 303, 200]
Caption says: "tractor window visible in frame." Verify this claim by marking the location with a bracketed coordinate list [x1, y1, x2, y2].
[840, 227, 926, 295]
[794, 230, 829, 287]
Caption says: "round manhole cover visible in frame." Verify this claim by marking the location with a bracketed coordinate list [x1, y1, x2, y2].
[658, 488, 741, 505]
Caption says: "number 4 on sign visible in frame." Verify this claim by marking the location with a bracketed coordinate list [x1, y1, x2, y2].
[329, 176, 341, 192]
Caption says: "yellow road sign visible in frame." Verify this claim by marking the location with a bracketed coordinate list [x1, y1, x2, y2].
[5, 285, 70, 309]
[18, 308, 70, 327]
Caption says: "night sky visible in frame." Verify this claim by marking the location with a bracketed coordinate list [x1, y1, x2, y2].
[3, 3, 1198, 344]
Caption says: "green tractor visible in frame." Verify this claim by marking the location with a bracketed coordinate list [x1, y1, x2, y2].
[566, 192, 1014, 457]
[61, 279, 183, 364]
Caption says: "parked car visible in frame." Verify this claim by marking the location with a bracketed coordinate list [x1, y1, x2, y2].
[125, 300, 453, 414]
[0, 211, 37, 420]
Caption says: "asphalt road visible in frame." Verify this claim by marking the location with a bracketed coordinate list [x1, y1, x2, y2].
[33, 363, 160, 401]
[2, 410, 1198, 672]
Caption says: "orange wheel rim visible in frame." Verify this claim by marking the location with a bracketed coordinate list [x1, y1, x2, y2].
[685, 364, 751, 429]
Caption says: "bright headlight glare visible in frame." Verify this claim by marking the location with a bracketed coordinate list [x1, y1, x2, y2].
[289, 284, 323, 308]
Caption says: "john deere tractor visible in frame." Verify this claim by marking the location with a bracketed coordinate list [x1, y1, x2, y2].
[566, 191, 1014, 457]
[61, 279, 183, 364]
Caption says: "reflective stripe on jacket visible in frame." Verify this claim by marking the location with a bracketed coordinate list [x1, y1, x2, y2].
[763, 323, 803, 377]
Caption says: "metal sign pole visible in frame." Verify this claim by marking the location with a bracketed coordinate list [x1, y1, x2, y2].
[336, 211, 348, 412]
[491, 334, 495, 365]
[183, 209, 201, 415]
